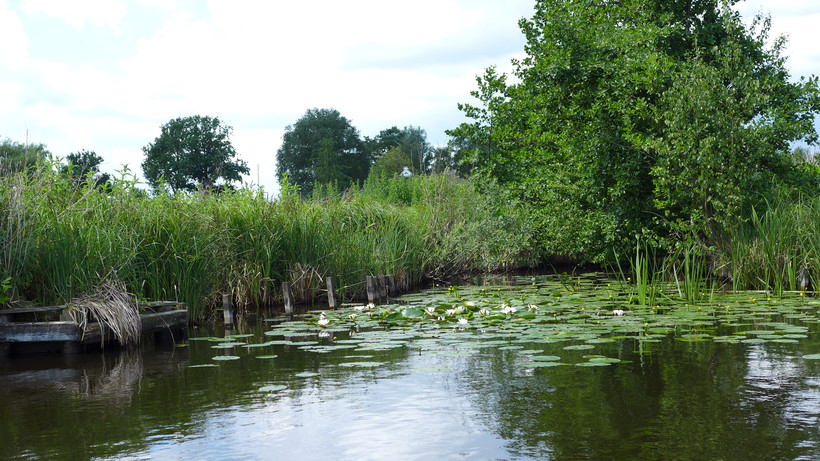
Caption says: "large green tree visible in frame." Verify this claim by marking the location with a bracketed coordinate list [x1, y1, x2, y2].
[276, 108, 368, 195]
[61, 150, 111, 188]
[450, 0, 820, 261]
[142, 116, 249, 193]
[0, 138, 49, 174]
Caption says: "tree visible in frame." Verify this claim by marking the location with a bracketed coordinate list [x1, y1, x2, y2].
[61, 150, 111, 188]
[276, 108, 367, 195]
[369, 146, 413, 178]
[0, 137, 49, 174]
[363, 126, 404, 164]
[141, 116, 249, 193]
[449, 0, 820, 261]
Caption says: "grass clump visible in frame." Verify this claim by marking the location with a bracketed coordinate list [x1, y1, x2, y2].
[0, 163, 536, 321]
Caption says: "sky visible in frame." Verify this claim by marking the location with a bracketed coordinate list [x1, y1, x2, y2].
[1, 0, 819, 195]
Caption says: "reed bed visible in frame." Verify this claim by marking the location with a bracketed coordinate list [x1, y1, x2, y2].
[0, 164, 535, 321]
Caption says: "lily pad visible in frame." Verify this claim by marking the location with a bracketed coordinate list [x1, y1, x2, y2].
[563, 344, 596, 351]
[212, 355, 241, 361]
[294, 372, 320, 378]
[259, 385, 287, 392]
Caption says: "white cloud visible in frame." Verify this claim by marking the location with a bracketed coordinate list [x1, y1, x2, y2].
[21, 0, 127, 30]
[0, 0, 29, 67]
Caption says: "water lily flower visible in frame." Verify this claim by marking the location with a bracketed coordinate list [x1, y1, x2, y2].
[348, 313, 357, 321]
[318, 330, 331, 338]
[453, 306, 464, 315]
[353, 305, 366, 311]
[457, 318, 469, 325]
[445, 308, 456, 316]
[478, 308, 490, 316]
[464, 301, 476, 308]
[612, 309, 625, 316]
[424, 307, 436, 316]
[527, 304, 538, 312]
[318, 317, 330, 326]
[366, 303, 375, 310]
[501, 304, 516, 315]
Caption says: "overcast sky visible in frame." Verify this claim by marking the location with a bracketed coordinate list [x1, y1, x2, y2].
[1, 1, 818, 194]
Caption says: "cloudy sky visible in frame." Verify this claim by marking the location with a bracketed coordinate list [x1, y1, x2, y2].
[1, 0, 818, 194]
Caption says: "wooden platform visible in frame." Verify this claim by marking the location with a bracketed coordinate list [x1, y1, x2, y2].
[0, 301, 187, 355]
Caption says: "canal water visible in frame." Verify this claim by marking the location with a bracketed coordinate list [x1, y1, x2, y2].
[2, 275, 820, 460]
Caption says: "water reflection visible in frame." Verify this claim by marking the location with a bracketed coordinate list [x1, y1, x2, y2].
[3, 298, 820, 459]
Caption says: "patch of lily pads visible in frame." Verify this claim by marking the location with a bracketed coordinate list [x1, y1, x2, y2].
[191, 276, 820, 374]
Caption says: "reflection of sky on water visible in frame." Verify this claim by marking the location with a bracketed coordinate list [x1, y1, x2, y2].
[120, 354, 517, 461]
[743, 350, 820, 457]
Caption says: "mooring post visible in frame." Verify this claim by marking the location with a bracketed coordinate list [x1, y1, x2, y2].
[222, 293, 234, 326]
[386, 274, 396, 296]
[283, 282, 295, 315]
[326, 277, 338, 310]
[366, 276, 377, 305]
[799, 268, 812, 291]
[378, 275, 388, 302]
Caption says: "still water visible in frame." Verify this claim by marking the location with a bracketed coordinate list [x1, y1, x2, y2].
[2, 276, 820, 460]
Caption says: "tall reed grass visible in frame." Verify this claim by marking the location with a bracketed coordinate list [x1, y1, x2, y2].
[0, 164, 536, 320]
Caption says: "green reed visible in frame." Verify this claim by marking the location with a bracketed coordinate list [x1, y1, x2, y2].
[0, 164, 534, 321]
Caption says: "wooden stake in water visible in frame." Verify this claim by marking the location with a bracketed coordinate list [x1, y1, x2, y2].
[386, 274, 396, 296]
[326, 277, 338, 310]
[378, 275, 389, 301]
[222, 293, 234, 326]
[366, 276, 377, 305]
[282, 282, 295, 315]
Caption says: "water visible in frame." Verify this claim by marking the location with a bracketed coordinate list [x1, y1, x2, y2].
[3, 276, 820, 460]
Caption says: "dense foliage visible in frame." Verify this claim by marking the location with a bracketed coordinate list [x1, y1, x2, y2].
[142, 115, 249, 193]
[0, 164, 535, 319]
[450, 0, 820, 262]
[276, 108, 369, 195]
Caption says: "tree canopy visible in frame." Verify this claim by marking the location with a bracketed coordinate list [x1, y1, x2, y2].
[450, 0, 820, 261]
[276, 108, 368, 195]
[142, 116, 249, 193]
[61, 150, 111, 188]
[0, 137, 49, 174]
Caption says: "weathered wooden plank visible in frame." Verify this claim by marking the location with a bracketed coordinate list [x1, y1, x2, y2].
[283, 282, 294, 315]
[0, 321, 81, 342]
[0, 305, 66, 315]
[366, 276, 377, 305]
[326, 277, 338, 310]
[80, 309, 188, 344]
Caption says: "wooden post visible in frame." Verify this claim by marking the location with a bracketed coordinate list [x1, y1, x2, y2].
[326, 277, 338, 310]
[222, 293, 234, 326]
[799, 268, 812, 291]
[378, 275, 388, 302]
[386, 274, 396, 296]
[366, 276, 377, 305]
[282, 282, 295, 315]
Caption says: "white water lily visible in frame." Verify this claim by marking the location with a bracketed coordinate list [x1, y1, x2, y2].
[612, 309, 625, 316]
[424, 307, 436, 316]
[453, 306, 464, 314]
[318, 317, 330, 326]
[527, 304, 539, 312]
[478, 308, 490, 316]
[353, 305, 366, 311]
[366, 303, 375, 310]
[464, 301, 476, 308]
[445, 308, 456, 316]
[318, 330, 331, 338]
[348, 313, 357, 321]
[457, 318, 469, 325]
[501, 304, 516, 315]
